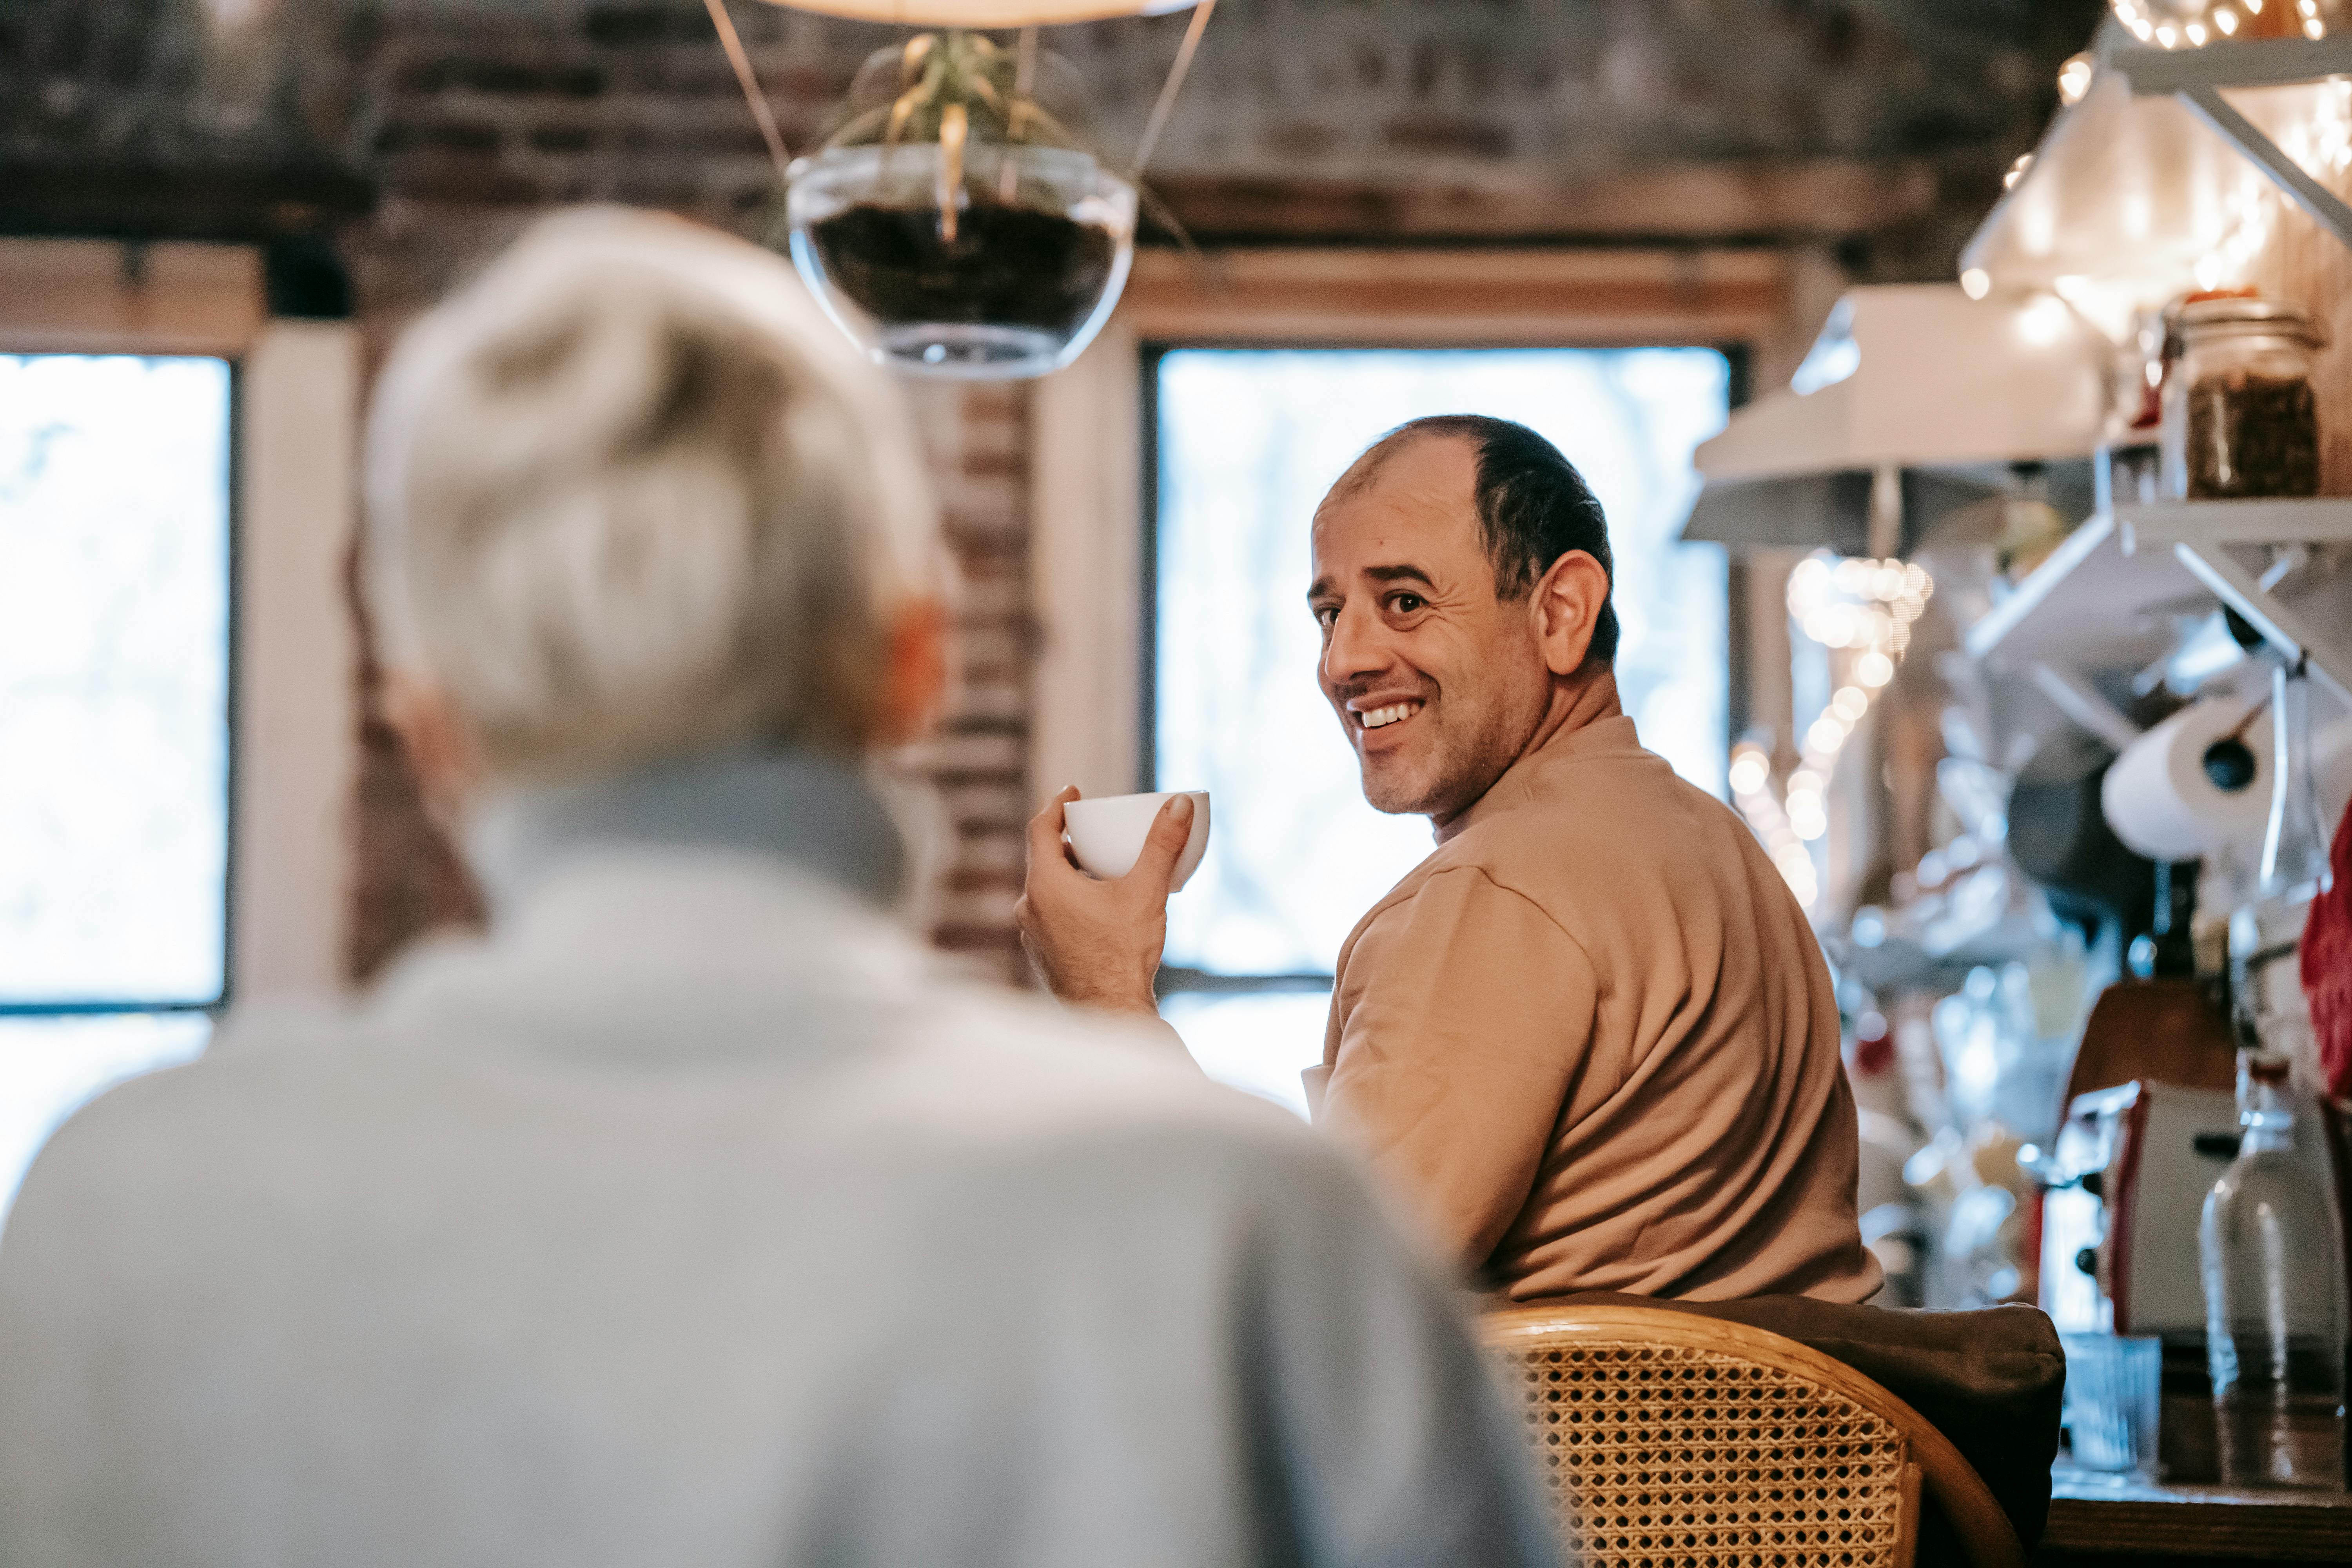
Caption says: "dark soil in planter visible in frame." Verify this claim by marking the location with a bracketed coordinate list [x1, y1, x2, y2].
[807, 203, 1118, 333]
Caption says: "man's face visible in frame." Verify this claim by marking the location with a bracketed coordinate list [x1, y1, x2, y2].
[1308, 436, 1552, 820]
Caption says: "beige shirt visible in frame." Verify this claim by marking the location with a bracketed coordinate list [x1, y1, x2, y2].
[1311, 674, 1881, 1305]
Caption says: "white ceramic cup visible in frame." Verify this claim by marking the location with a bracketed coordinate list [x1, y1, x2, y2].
[1062, 790, 1211, 889]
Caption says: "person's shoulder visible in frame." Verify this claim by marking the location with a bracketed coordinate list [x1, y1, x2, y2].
[1381, 741, 1767, 946]
[45, 997, 376, 1122]
[1460, 739, 1751, 867]
[892, 981, 1332, 1158]
[5, 1001, 381, 1223]
[802, 983, 1408, 1256]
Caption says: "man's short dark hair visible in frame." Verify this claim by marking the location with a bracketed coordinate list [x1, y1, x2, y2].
[1340, 414, 1618, 665]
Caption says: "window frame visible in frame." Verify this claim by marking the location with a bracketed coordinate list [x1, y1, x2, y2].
[1032, 247, 1805, 840]
[1065, 249, 1794, 1012]
[1137, 336, 1749, 1000]
[0, 237, 360, 1013]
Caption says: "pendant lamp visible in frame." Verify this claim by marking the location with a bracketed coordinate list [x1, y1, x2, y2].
[772, 2, 1196, 20]
[707, 0, 1214, 378]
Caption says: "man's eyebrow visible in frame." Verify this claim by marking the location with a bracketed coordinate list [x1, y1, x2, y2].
[1307, 564, 1437, 602]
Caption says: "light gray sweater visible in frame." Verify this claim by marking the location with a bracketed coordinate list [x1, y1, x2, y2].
[0, 753, 1556, 1568]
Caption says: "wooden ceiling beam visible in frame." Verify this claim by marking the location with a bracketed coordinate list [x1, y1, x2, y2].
[0, 160, 374, 245]
[1144, 160, 1941, 247]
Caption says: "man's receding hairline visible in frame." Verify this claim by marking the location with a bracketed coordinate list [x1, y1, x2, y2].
[1319, 425, 1475, 512]
[1319, 411, 1619, 664]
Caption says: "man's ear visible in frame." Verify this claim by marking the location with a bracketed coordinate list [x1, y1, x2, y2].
[1530, 550, 1610, 676]
[381, 669, 481, 832]
[871, 596, 952, 748]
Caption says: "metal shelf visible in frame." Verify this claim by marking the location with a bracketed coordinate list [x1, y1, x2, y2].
[1964, 499, 2352, 706]
[2117, 495, 2352, 547]
[1961, 31, 2352, 300]
[1963, 511, 2194, 671]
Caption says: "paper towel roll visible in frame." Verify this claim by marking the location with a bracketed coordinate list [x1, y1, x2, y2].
[2102, 697, 2274, 861]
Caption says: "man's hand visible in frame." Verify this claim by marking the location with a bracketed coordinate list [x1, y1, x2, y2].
[1015, 787, 1194, 1016]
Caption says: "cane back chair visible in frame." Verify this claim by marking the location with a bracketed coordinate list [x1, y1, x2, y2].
[1483, 1304, 2026, 1568]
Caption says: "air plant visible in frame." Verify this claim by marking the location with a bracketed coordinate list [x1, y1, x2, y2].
[796, 29, 1088, 242]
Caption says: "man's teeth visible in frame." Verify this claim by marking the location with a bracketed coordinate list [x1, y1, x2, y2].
[1361, 702, 1422, 729]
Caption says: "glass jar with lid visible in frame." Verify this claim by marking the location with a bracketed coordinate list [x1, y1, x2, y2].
[2163, 296, 2326, 500]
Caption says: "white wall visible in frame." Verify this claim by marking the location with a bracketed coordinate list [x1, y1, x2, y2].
[233, 322, 360, 1001]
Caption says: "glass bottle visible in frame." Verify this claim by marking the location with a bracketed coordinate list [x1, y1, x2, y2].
[2097, 308, 2166, 513]
[2130, 859, 2201, 979]
[2163, 296, 2324, 501]
[2200, 1048, 2349, 1490]
[2232, 657, 2334, 1029]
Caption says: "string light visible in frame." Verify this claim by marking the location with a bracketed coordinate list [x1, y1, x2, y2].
[2281, 77, 2352, 176]
[2057, 53, 2094, 106]
[1730, 552, 1936, 913]
[1731, 746, 1817, 909]
[2112, 0, 2332, 46]
[2182, 82, 2352, 294]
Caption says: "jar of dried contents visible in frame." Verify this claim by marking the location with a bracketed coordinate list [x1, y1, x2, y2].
[2164, 296, 2325, 500]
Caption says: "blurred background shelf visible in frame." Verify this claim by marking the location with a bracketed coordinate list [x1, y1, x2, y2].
[1964, 511, 2191, 674]
[1965, 501, 2352, 707]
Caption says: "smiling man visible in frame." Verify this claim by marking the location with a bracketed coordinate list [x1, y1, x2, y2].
[1021, 414, 1879, 1306]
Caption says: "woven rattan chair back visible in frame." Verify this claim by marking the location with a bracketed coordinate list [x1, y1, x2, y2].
[1483, 1305, 2024, 1568]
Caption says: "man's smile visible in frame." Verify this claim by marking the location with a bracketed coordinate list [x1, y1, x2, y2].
[1346, 696, 1429, 738]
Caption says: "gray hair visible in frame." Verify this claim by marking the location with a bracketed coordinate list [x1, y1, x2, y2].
[365, 206, 944, 779]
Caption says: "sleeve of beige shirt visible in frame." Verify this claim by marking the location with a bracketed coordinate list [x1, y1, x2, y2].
[1320, 866, 1598, 1272]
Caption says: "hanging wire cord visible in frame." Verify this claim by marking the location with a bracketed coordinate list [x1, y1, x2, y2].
[700, 2, 1216, 188]
[1131, 0, 1216, 176]
[704, 0, 793, 187]
[699, 0, 1216, 270]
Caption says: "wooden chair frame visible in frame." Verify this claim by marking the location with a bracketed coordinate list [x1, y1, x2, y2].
[1485, 1304, 2027, 1568]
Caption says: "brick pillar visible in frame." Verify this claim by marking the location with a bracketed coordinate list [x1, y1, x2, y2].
[341, 269, 1041, 987]
[903, 380, 1038, 984]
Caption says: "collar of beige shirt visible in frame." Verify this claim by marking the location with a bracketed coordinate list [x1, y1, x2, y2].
[1433, 667, 1635, 847]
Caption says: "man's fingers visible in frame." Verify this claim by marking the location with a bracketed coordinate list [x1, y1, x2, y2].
[1025, 786, 1080, 867]
[1127, 794, 1194, 893]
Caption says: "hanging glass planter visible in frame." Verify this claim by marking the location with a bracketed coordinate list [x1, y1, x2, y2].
[710, 0, 1215, 379]
[781, 31, 1134, 379]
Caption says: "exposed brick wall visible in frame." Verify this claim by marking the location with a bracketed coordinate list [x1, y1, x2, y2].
[4, 0, 2106, 985]
[0, 0, 2102, 261]
[338, 221, 1040, 985]
[902, 382, 1036, 980]
[347, 6, 883, 226]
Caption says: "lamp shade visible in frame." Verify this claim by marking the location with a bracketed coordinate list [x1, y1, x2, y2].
[759, 0, 1196, 23]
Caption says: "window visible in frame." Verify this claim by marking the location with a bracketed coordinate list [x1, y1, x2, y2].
[1150, 347, 1731, 1114]
[0, 354, 231, 1209]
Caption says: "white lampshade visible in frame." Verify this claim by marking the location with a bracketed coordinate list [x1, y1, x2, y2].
[758, 0, 1196, 23]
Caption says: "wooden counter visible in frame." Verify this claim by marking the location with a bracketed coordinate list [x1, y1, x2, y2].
[2036, 1465, 2352, 1565]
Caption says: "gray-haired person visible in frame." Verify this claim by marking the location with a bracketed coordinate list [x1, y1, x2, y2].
[0, 209, 1557, 1568]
